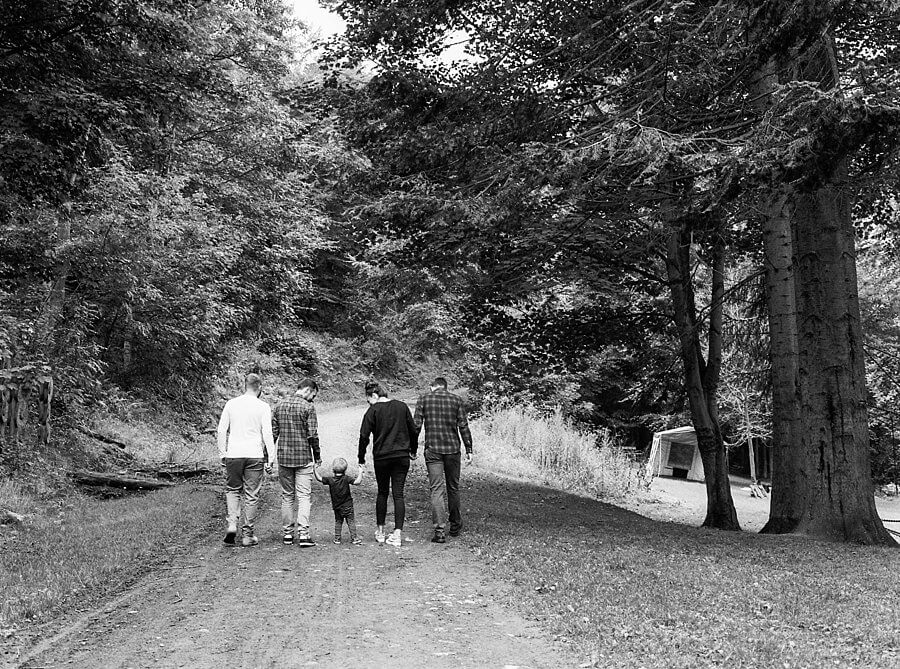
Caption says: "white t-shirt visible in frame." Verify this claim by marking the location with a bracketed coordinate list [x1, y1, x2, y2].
[217, 393, 275, 459]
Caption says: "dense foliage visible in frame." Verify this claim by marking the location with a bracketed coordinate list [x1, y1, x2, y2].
[320, 1, 900, 465]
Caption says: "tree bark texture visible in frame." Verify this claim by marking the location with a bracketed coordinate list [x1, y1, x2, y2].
[760, 193, 804, 533]
[666, 223, 740, 530]
[789, 171, 894, 544]
[71, 471, 174, 491]
[752, 35, 894, 543]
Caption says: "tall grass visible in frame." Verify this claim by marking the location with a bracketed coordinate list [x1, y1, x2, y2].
[471, 406, 644, 499]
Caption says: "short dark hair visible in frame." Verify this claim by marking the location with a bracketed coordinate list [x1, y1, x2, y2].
[432, 377, 448, 389]
[298, 378, 318, 391]
[245, 373, 262, 392]
[365, 381, 388, 397]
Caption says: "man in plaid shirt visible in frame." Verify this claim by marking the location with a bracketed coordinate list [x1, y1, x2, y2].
[272, 377, 321, 547]
[414, 377, 473, 543]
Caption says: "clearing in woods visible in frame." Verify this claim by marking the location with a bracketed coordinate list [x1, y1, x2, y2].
[13, 402, 577, 669]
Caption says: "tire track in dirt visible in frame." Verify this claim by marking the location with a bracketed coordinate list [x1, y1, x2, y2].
[16, 402, 576, 669]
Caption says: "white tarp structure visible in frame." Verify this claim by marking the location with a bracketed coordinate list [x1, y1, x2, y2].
[644, 426, 705, 483]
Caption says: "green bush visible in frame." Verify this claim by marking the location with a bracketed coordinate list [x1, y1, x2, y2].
[471, 405, 645, 500]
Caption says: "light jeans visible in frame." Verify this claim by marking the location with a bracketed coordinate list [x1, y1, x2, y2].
[279, 463, 314, 535]
[224, 458, 265, 536]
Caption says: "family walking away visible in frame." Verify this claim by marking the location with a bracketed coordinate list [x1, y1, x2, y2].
[216, 373, 474, 547]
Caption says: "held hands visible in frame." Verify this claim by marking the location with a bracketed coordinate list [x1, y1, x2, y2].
[465, 452, 473, 466]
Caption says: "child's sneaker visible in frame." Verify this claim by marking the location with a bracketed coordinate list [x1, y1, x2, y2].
[374, 529, 386, 544]
[351, 537, 363, 545]
[385, 530, 402, 547]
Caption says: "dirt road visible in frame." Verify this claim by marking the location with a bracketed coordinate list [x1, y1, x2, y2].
[16, 402, 574, 669]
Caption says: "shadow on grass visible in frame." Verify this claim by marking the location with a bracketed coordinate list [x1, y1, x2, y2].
[459, 470, 900, 669]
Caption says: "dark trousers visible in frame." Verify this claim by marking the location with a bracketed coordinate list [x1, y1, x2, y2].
[374, 456, 410, 529]
[425, 451, 461, 531]
[333, 504, 358, 541]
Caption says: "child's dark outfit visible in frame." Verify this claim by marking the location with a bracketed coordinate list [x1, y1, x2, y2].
[321, 473, 358, 542]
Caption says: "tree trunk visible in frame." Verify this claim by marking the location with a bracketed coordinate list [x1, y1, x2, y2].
[760, 192, 804, 533]
[666, 223, 740, 530]
[71, 471, 174, 491]
[749, 57, 805, 532]
[788, 170, 894, 544]
[46, 174, 76, 329]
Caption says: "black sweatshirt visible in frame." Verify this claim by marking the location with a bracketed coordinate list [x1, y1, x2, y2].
[358, 399, 419, 464]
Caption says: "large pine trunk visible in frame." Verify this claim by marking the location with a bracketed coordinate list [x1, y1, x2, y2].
[760, 193, 804, 533]
[666, 223, 740, 531]
[788, 171, 894, 544]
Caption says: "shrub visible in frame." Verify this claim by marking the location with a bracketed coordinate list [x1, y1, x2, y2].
[471, 405, 644, 500]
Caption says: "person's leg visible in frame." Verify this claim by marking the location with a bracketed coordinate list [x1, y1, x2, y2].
[425, 450, 448, 532]
[278, 465, 297, 537]
[224, 458, 244, 543]
[389, 457, 410, 531]
[296, 463, 314, 539]
[374, 459, 391, 538]
[444, 452, 462, 534]
[346, 506, 359, 542]
[241, 459, 265, 540]
[333, 509, 343, 543]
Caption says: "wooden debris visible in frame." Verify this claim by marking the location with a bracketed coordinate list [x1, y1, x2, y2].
[71, 471, 174, 491]
[0, 508, 25, 525]
[0, 367, 53, 449]
[75, 426, 129, 450]
[150, 466, 211, 480]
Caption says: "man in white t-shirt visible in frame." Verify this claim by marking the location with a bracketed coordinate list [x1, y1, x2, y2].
[217, 373, 275, 547]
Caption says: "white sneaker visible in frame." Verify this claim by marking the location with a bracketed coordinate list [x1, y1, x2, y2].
[386, 530, 402, 547]
[375, 529, 386, 544]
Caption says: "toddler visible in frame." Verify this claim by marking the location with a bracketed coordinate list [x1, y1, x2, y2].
[314, 457, 364, 544]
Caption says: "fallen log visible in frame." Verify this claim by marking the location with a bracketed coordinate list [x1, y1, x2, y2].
[0, 508, 25, 525]
[136, 466, 211, 480]
[71, 471, 173, 491]
[76, 426, 129, 450]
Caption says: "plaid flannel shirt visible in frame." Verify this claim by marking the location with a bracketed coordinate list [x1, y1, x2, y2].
[272, 394, 320, 467]
[413, 389, 473, 455]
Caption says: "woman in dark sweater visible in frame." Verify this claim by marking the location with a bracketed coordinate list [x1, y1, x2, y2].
[358, 381, 419, 547]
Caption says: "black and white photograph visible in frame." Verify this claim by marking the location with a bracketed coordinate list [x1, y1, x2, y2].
[2, 0, 900, 667]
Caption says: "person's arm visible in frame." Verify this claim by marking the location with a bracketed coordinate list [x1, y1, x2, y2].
[261, 404, 276, 464]
[313, 465, 323, 483]
[216, 403, 230, 461]
[307, 405, 321, 465]
[352, 468, 364, 485]
[457, 399, 474, 460]
[271, 403, 280, 446]
[413, 395, 425, 433]
[358, 406, 374, 465]
[406, 404, 419, 459]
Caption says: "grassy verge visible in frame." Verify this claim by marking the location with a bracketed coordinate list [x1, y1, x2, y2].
[0, 479, 218, 633]
[460, 470, 900, 668]
[471, 406, 644, 500]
